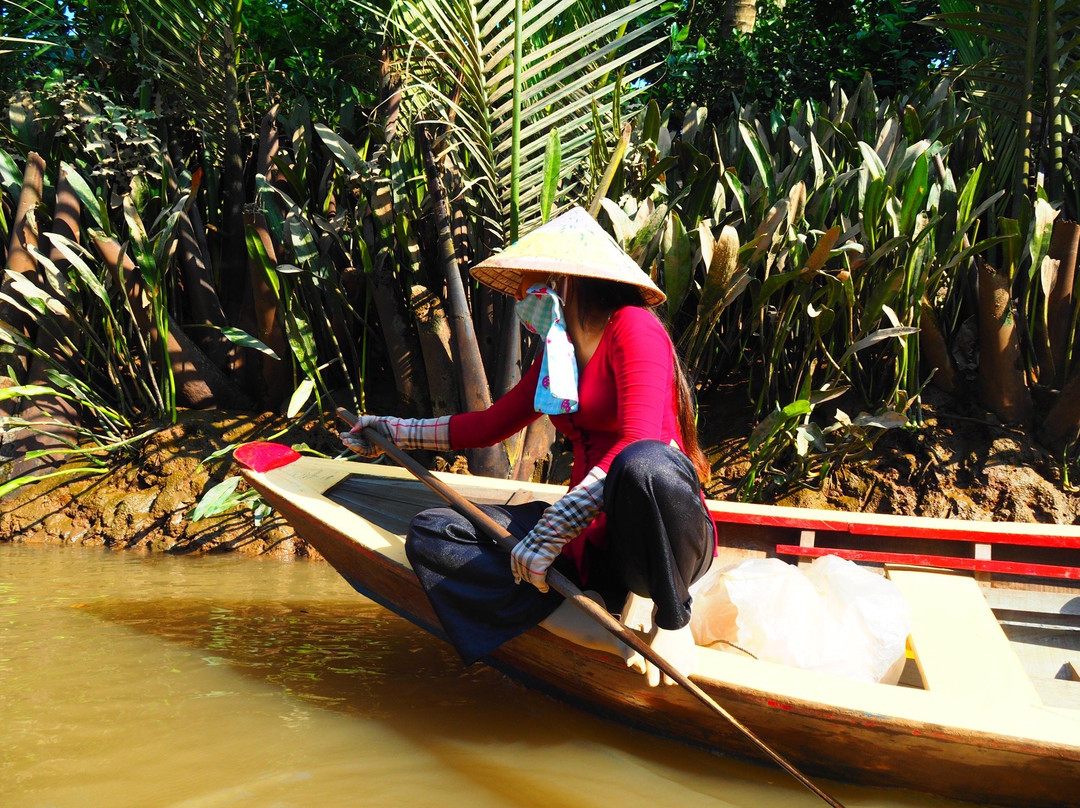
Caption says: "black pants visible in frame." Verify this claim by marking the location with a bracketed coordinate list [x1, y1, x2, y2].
[405, 440, 713, 663]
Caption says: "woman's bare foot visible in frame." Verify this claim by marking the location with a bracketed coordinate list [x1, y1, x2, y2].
[642, 624, 698, 686]
[540, 592, 697, 686]
[540, 591, 636, 659]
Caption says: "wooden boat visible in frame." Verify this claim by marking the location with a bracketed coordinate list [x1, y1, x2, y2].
[236, 442, 1080, 808]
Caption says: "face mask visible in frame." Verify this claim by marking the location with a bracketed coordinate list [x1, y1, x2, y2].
[516, 283, 579, 415]
[516, 283, 559, 332]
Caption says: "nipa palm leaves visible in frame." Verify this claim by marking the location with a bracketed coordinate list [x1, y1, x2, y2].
[379, 0, 669, 243]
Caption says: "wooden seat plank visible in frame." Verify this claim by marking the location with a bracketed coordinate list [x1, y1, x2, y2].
[885, 565, 1042, 705]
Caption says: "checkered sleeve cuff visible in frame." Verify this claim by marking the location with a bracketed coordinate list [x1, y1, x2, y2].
[387, 416, 452, 451]
[513, 466, 606, 579]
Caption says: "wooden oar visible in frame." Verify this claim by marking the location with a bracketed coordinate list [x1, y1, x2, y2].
[337, 409, 846, 808]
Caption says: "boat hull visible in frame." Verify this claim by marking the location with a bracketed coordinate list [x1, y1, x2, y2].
[241, 454, 1080, 808]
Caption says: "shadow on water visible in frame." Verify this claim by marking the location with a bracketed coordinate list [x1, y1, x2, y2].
[74, 596, 786, 806]
[77, 597, 501, 722]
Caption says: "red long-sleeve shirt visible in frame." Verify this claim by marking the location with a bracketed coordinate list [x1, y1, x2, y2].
[449, 305, 685, 575]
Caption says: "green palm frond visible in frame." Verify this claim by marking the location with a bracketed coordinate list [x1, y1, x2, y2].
[928, 0, 1080, 210]
[0, 0, 66, 54]
[377, 0, 670, 242]
[126, 0, 243, 149]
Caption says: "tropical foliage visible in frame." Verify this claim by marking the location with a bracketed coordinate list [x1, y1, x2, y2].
[0, 0, 672, 486]
[660, 0, 951, 120]
[3, 0, 1080, 506]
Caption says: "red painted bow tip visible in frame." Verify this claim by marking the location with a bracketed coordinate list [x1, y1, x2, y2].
[233, 442, 302, 472]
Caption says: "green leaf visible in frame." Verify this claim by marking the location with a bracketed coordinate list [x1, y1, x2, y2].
[954, 163, 984, 231]
[0, 467, 107, 498]
[852, 411, 908, 429]
[857, 141, 886, 181]
[1028, 197, 1059, 281]
[287, 377, 316, 418]
[285, 305, 318, 376]
[60, 162, 107, 231]
[540, 127, 561, 223]
[642, 99, 661, 145]
[795, 423, 826, 456]
[899, 151, 930, 234]
[748, 407, 785, 451]
[755, 267, 804, 306]
[0, 148, 20, 198]
[212, 325, 280, 359]
[0, 383, 56, 401]
[738, 119, 775, 197]
[723, 169, 749, 221]
[245, 224, 280, 298]
[839, 326, 919, 365]
[661, 211, 693, 317]
[625, 203, 668, 266]
[191, 476, 244, 521]
[902, 105, 922, 142]
[381, 0, 670, 235]
[48, 236, 110, 305]
[315, 123, 367, 175]
[861, 177, 888, 250]
[122, 196, 158, 286]
[781, 399, 812, 418]
[256, 174, 286, 242]
[285, 213, 320, 268]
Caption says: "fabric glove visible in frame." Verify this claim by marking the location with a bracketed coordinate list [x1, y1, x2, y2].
[511, 466, 606, 592]
[340, 415, 452, 458]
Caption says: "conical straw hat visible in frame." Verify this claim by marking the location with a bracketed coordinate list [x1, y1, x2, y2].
[471, 206, 666, 306]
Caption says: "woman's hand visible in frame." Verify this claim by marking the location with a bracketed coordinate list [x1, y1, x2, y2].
[340, 415, 452, 457]
[340, 415, 395, 457]
[510, 535, 559, 592]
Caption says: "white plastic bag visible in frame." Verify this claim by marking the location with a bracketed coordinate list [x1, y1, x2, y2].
[805, 555, 911, 684]
[689, 555, 911, 684]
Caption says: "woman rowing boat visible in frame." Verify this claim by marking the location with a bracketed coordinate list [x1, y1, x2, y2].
[342, 206, 715, 685]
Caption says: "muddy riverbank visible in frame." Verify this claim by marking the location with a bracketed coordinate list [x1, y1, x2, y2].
[2, 386, 1078, 557]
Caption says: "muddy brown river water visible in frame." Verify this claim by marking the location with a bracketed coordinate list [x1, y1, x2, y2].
[2, 544, 972, 808]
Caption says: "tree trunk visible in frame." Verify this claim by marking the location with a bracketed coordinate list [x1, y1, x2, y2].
[976, 257, 1032, 423]
[511, 417, 557, 482]
[1040, 372, 1080, 448]
[258, 104, 281, 178]
[378, 46, 402, 143]
[6, 171, 84, 477]
[411, 284, 459, 416]
[220, 26, 249, 312]
[244, 212, 292, 411]
[177, 209, 235, 371]
[94, 236, 254, 410]
[724, 0, 757, 35]
[919, 299, 958, 394]
[369, 182, 428, 415]
[0, 151, 46, 386]
[1044, 219, 1079, 388]
[417, 124, 508, 477]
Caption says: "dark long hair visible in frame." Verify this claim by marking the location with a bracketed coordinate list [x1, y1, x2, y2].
[570, 276, 711, 485]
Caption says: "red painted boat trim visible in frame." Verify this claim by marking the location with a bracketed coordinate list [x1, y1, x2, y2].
[708, 502, 1080, 548]
[775, 544, 1080, 579]
[233, 442, 302, 473]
